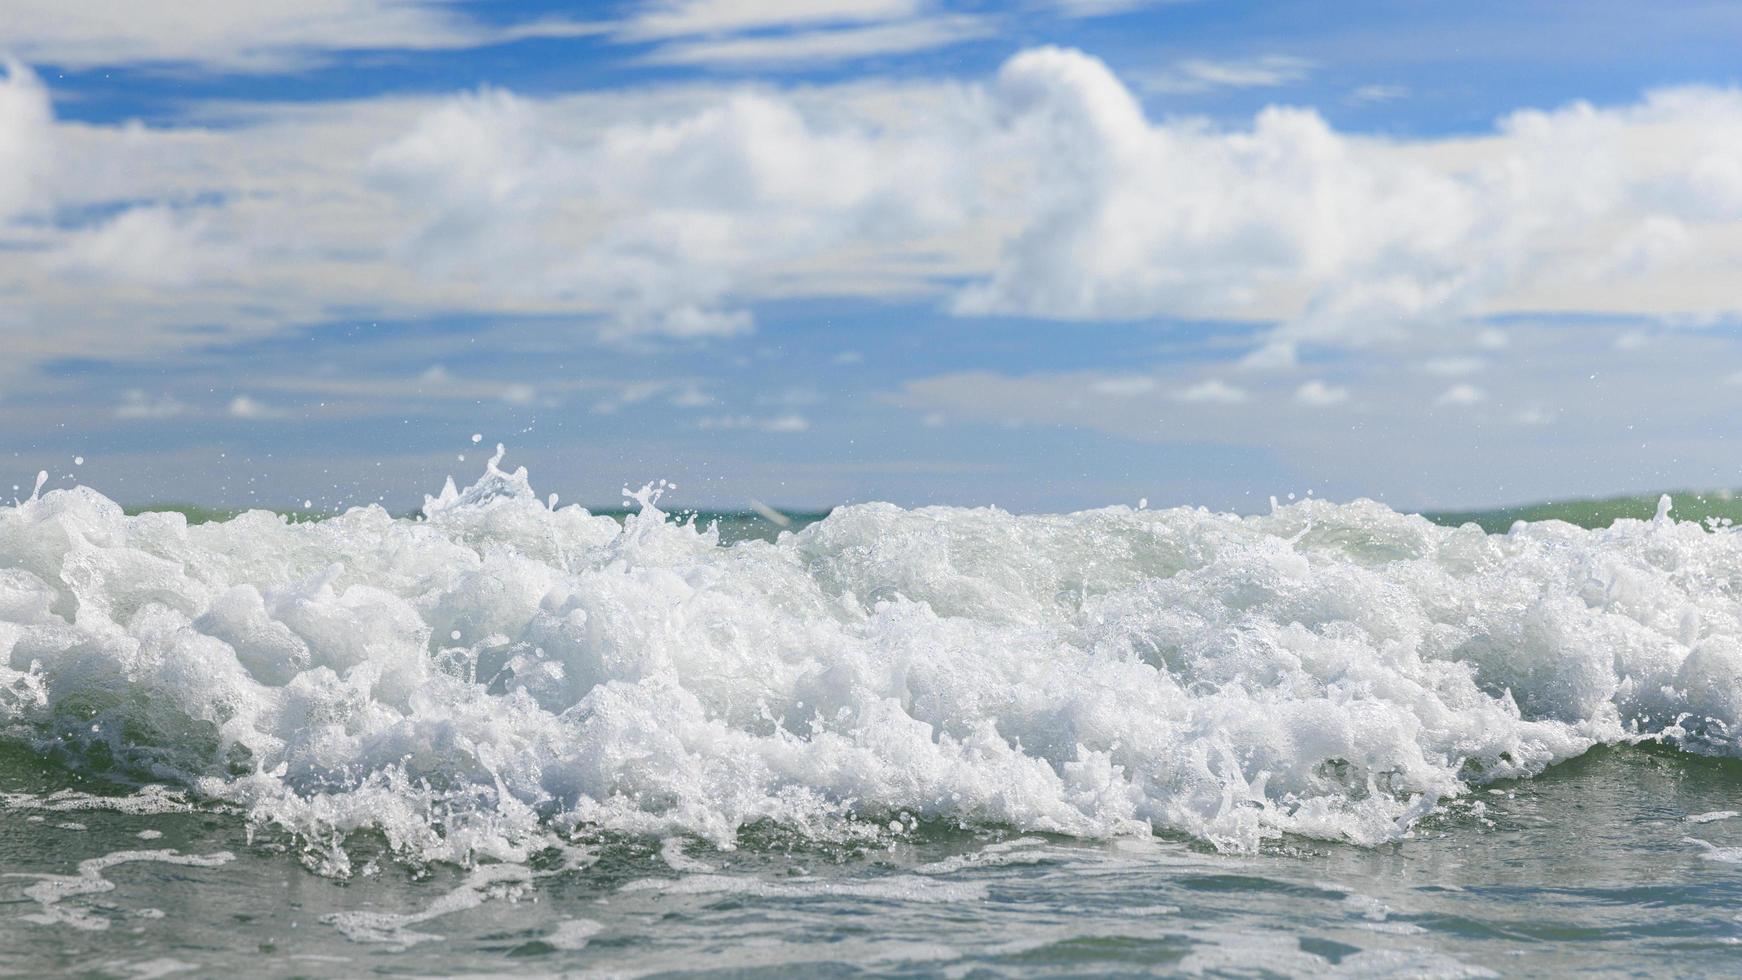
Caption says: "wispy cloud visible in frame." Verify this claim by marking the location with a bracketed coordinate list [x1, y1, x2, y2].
[639, 16, 989, 67]
[1137, 55, 1315, 94]
[619, 0, 923, 40]
[227, 395, 288, 420]
[1349, 84, 1409, 104]
[1051, 0, 1177, 17]
[615, 0, 986, 68]
[1173, 379, 1248, 404]
[696, 414, 811, 433]
[1, 0, 602, 72]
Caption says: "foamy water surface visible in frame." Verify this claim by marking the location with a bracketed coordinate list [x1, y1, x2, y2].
[2, 452, 1741, 975]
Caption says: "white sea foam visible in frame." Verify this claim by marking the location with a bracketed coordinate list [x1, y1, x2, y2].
[3, 451, 1742, 867]
[545, 917, 603, 950]
[1687, 810, 1739, 824]
[321, 863, 532, 946]
[7, 849, 233, 930]
[619, 872, 988, 903]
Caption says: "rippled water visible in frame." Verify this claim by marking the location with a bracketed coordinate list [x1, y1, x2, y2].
[4, 453, 1742, 975]
[3, 745, 1741, 976]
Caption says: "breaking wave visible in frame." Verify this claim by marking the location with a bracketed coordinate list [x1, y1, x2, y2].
[3, 449, 1741, 869]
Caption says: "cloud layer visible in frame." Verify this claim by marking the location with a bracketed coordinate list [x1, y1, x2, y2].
[2, 0, 600, 71]
[5, 46, 1742, 368]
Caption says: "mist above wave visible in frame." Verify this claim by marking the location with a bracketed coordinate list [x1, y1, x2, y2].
[2, 449, 1740, 869]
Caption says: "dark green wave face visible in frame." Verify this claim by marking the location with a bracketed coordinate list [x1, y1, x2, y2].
[1425, 491, 1742, 535]
[126, 488, 1742, 541]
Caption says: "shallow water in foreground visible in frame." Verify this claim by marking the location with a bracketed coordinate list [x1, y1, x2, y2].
[7, 454, 1742, 975]
[3, 744, 1741, 976]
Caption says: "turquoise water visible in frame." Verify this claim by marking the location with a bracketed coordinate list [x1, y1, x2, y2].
[8, 463, 1742, 976]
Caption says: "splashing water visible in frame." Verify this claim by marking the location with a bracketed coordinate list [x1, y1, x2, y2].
[2, 450, 1741, 871]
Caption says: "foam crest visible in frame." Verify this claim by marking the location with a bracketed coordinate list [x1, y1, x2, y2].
[3, 458, 1742, 867]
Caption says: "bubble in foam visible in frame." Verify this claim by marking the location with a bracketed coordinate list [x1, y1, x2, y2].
[3, 458, 1742, 871]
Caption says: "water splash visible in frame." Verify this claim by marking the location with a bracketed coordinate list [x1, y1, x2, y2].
[2, 454, 1741, 871]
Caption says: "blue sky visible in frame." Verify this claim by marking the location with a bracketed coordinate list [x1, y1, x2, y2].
[3, 0, 1742, 513]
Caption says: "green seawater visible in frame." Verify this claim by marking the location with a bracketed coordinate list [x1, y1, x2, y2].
[124, 487, 1742, 541]
[3, 743, 1741, 976]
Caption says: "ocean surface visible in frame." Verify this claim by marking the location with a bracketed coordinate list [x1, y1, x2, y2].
[4, 452, 1742, 977]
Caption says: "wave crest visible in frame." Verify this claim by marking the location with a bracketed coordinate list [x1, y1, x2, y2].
[3, 459, 1740, 867]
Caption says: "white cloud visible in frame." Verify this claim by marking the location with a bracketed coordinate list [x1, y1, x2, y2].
[1435, 383, 1486, 406]
[897, 326, 1742, 509]
[638, 16, 988, 66]
[1173, 379, 1248, 404]
[47, 206, 232, 286]
[0, 61, 52, 221]
[1295, 380, 1350, 406]
[366, 83, 967, 338]
[1138, 55, 1315, 94]
[619, 0, 923, 39]
[1349, 84, 1408, 105]
[955, 48, 1742, 345]
[11, 47, 1742, 373]
[1238, 342, 1298, 371]
[614, 0, 987, 68]
[2, 0, 601, 72]
[227, 395, 287, 420]
[1052, 0, 1172, 16]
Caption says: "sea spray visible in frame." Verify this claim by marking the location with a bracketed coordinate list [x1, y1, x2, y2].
[2, 450, 1741, 870]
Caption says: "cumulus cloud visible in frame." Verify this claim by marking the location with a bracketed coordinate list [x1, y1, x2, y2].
[10, 46, 1742, 370]
[368, 84, 967, 337]
[47, 206, 232, 286]
[955, 48, 1742, 344]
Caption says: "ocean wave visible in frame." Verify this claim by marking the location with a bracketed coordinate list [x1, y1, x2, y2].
[2, 449, 1740, 867]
